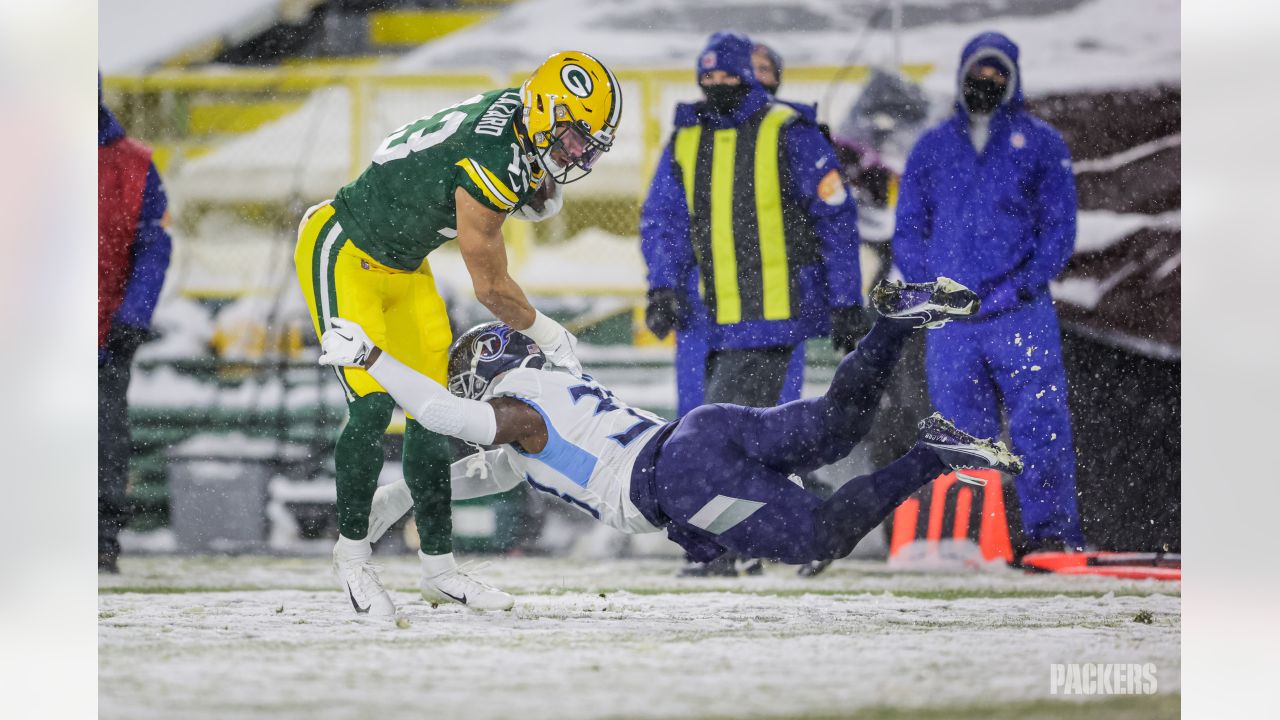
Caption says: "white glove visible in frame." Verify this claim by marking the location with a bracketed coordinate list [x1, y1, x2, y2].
[521, 311, 582, 376]
[464, 452, 492, 480]
[367, 479, 413, 543]
[511, 179, 564, 222]
[319, 317, 375, 368]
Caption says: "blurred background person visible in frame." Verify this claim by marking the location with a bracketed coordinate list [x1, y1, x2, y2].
[893, 32, 1085, 554]
[98, 77, 172, 573]
[641, 31, 865, 575]
[752, 42, 782, 96]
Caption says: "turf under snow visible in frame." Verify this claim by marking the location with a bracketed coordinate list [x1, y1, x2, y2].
[99, 556, 1180, 719]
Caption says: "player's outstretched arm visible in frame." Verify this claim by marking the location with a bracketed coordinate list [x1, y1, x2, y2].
[455, 188, 582, 375]
[367, 451, 527, 544]
[318, 318, 548, 449]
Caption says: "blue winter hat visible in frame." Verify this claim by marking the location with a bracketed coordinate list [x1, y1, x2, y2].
[696, 32, 757, 85]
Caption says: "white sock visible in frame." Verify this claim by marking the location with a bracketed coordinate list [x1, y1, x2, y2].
[420, 551, 457, 577]
[336, 534, 371, 561]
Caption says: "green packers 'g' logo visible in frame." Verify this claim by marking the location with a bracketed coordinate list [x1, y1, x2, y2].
[561, 64, 593, 98]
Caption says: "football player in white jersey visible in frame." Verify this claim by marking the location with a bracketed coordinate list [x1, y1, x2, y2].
[318, 278, 1022, 610]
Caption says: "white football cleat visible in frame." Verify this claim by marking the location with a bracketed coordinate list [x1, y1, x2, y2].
[419, 552, 514, 611]
[332, 536, 396, 618]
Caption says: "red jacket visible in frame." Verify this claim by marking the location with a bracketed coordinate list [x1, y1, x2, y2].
[98, 137, 153, 347]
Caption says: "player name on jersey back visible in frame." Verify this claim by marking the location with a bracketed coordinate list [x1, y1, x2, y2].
[475, 92, 523, 137]
[489, 368, 667, 534]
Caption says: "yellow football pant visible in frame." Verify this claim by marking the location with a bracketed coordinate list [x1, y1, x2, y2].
[294, 202, 452, 401]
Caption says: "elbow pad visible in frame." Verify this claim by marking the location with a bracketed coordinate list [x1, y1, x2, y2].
[367, 352, 497, 445]
[411, 394, 497, 445]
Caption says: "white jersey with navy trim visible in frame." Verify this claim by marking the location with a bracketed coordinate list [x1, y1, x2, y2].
[486, 367, 667, 533]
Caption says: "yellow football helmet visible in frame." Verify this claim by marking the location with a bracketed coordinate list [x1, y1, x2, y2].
[520, 51, 622, 184]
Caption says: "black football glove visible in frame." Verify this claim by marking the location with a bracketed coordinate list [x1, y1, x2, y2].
[644, 288, 687, 340]
[831, 305, 872, 355]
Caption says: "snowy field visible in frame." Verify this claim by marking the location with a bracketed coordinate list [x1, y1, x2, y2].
[99, 555, 1180, 719]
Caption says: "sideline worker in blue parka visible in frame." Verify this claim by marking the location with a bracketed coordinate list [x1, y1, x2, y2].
[641, 32, 864, 420]
[893, 32, 1085, 551]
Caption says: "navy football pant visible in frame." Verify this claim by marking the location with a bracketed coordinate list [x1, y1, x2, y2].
[654, 319, 947, 563]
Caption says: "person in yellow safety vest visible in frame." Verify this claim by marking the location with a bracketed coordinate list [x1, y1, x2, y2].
[640, 31, 866, 576]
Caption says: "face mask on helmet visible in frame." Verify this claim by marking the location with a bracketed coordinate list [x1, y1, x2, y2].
[701, 82, 751, 115]
[447, 323, 547, 401]
[537, 112, 611, 185]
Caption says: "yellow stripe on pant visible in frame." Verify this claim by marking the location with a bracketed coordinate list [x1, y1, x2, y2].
[294, 201, 452, 404]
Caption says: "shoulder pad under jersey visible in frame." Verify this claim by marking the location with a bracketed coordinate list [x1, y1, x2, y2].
[487, 367, 545, 401]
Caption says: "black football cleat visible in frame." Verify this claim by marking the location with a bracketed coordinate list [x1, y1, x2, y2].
[871, 276, 980, 329]
[918, 412, 1024, 483]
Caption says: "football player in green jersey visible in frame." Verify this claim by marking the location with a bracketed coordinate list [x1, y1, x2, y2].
[295, 51, 622, 616]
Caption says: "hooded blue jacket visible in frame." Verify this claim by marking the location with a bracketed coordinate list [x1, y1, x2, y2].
[894, 32, 1076, 318]
[641, 33, 861, 350]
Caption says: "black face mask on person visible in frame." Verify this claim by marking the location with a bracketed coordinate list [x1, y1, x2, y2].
[701, 83, 751, 115]
[963, 75, 1007, 114]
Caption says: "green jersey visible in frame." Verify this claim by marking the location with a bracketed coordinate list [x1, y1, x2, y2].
[332, 88, 543, 271]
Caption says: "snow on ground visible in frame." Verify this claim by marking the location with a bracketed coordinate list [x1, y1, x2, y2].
[100, 555, 1180, 720]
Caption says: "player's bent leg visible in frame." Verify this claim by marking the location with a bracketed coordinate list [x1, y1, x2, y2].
[714, 320, 916, 475]
[388, 270, 457, 556]
[807, 417, 1024, 561]
[297, 208, 404, 614]
[809, 445, 948, 560]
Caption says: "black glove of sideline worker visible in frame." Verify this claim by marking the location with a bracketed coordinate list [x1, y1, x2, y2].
[831, 305, 871, 355]
[103, 323, 154, 364]
[644, 288, 687, 340]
